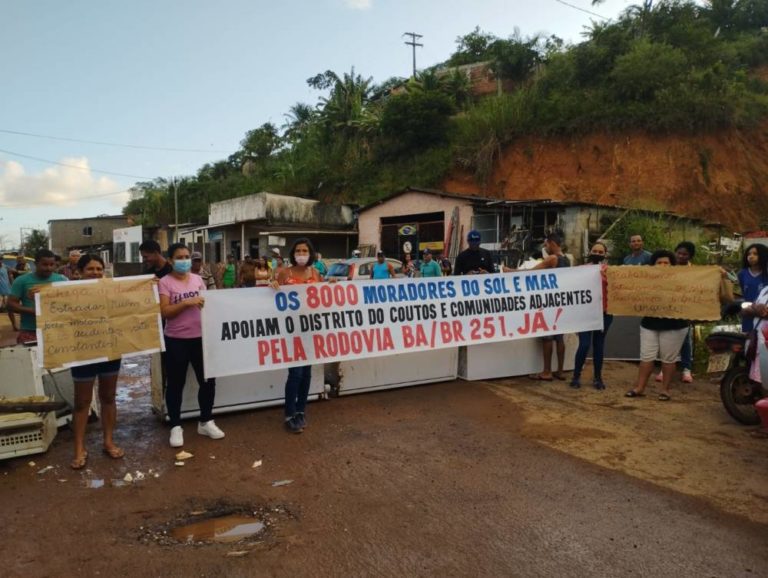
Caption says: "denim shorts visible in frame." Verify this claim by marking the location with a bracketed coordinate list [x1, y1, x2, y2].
[70, 359, 122, 381]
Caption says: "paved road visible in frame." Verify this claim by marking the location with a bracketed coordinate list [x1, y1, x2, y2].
[2, 364, 766, 577]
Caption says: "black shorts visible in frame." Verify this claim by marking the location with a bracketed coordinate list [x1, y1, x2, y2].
[540, 334, 564, 343]
[70, 359, 122, 381]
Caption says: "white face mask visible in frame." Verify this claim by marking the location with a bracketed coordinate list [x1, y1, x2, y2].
[295, 255, 309, 266]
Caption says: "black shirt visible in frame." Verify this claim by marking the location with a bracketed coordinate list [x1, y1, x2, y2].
[454, 248, 496, 275]
[146, 262, 173, 279]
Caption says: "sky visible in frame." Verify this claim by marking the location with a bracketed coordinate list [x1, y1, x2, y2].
[0, 0, 633, 250]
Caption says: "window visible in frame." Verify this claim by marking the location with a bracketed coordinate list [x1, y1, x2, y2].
[114, 242, 126, 263]
[82, 226, 93, 237]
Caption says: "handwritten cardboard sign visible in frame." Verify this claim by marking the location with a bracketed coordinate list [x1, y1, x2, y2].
[606, 266, 722, 321]
[35, 275, 164, 369]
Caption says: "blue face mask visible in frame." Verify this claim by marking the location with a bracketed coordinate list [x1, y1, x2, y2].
[173, 259, 192, 274]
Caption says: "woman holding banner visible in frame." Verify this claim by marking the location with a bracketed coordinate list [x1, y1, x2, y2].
[70, 254, 123, 469]
[625, 250, 690, 402]
[160, 243, 225, 448]
[570, 242, 612, 390]
[272, 238, 323, 434]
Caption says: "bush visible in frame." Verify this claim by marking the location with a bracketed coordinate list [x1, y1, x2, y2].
[379, 92, 455, 156]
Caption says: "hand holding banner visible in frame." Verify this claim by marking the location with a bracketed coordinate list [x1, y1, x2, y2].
[35, 275, 164, 369]
[606, 266, 722, 320]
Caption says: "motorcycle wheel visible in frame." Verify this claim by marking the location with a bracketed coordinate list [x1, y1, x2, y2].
[720, 366, 762, 426]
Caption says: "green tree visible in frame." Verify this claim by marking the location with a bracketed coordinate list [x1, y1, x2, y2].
[610, 40, 688, 101]
[240, 123, 282, 160]
[448, 27, 498, 65]
[23, 229, 49, 255]
[122, 179, 173, 225]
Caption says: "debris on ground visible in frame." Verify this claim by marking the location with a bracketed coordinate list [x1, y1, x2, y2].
[37, 465, 54, 475]
[271, 479, 293, 487]
[175, 450, 194, 461]
[252, 460, 262, 469]
[174, 461, 185, 467]
[124, 473, 134, 483]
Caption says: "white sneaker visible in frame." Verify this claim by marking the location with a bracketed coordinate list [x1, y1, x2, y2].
[198, 420, 225, 440]
[169, 426, 184, 448]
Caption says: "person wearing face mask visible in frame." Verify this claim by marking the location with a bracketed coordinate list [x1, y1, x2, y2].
[570, 242, 612, 390]
[271, 238, 323, 434]
[159, 243, 225, 448]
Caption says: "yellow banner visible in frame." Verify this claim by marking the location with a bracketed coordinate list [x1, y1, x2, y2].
[606, 266, 722, 321]
[35, 276, 163, 369]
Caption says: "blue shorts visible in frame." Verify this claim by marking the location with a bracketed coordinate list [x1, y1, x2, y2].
[70, 359, 122, 381]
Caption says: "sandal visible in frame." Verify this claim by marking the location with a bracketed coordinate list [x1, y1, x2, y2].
[70, 451, 88, 470]
[658, 393, 671, 401]
[553, 373, 566, 381]
[624, 390, 644, 398]
[529, 374, 553, 382]
[102, 446, 125, 459]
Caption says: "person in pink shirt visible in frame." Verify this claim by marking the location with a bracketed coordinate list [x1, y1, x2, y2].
[159, 243, 225, 448]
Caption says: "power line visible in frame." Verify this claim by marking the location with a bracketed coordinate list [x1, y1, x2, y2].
[554, 0, 609, 20]
[0, 147, 152, 180]
[0, 128, 231, 154]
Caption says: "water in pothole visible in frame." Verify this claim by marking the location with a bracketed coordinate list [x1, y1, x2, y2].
[170, 515, 265, 543]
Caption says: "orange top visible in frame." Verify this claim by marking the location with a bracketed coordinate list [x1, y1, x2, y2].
[282, 267, 320, 285]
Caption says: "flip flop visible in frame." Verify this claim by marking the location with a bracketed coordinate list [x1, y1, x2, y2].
[529, 374, 554, 382]
[624, 390, 645, 398]
[70, 451, 88, 470]
[103, 446, 125, 459]
[658, 393, 671, 401]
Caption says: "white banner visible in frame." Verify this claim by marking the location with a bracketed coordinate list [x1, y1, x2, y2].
[202, 268, 603, 379]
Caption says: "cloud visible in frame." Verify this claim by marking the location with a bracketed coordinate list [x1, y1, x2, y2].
[343, 0, 372, 9]
[0, 157, 129, 208]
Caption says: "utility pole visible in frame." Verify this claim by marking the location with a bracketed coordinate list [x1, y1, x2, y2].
[172, 177, 179, 244]
[403, 32, 423, 77]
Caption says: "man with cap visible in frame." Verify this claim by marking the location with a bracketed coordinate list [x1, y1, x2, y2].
[370, 250, 395, 279]
[419, 249, 442, 277]
[269, 248, 281, 270]
[453, 230, 496, 275]
[352, 249, 362, 258]
[191, 252, 216, 290]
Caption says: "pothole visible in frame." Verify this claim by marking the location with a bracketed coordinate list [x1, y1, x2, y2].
[137, 501, 293, 548]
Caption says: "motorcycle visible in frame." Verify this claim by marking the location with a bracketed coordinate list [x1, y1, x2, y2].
[705, 301, 764, 425]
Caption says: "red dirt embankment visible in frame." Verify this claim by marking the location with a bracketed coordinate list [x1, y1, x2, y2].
[443, 125, 768, 230]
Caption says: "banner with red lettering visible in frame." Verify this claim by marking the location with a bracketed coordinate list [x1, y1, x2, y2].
[202, 268, 603, 378]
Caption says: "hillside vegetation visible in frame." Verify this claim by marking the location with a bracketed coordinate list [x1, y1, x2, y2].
[124, 0, 768, 228]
